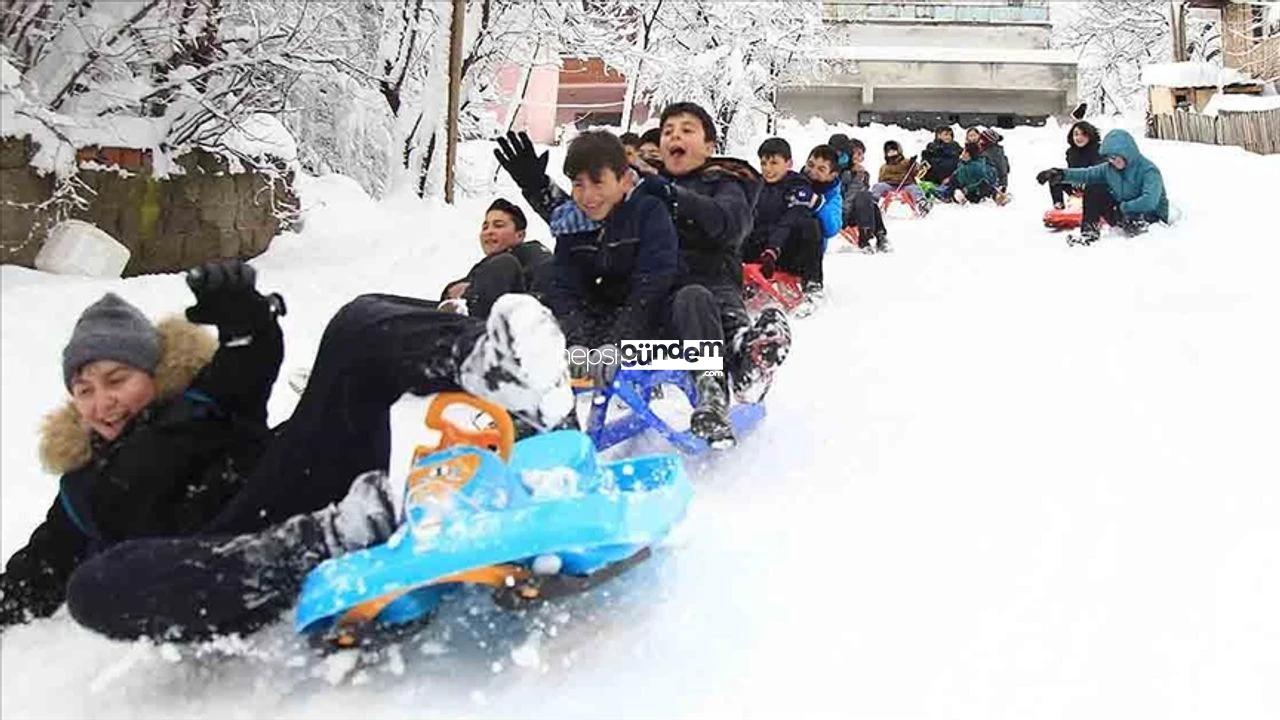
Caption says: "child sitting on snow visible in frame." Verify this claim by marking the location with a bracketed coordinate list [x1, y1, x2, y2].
[1036, 129, 1169, 245]
[870, 140, 929, 213]
[743, 137, 823, 294]
[950, 143, 1000, 204]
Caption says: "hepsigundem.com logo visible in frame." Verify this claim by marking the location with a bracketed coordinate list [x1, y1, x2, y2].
[566, 340, 723, 373]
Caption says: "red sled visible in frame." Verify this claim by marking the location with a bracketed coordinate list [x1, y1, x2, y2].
[742, 263, 806, 313]
[879, 189, 922, 218]
[1043, 207, 1083, 229]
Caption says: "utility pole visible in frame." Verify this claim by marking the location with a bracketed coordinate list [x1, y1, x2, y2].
[444, 0, 465, 204]
[1170, 0, 1188, 62]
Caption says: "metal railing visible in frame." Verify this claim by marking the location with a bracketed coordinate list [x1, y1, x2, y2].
[824, 1, 1050, 24]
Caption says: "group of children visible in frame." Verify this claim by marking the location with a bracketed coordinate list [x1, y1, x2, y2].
[0, 100, 1175, 645]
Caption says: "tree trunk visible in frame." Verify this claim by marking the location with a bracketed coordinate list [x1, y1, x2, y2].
[444, 0, 465, 204]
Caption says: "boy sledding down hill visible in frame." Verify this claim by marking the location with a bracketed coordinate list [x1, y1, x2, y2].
[495, 102, 792, 448]
[439, 199, 552, 318]
[0, 265, 573, 640]
[745, 137, 825, 294]
[1037, 129, 1170, 245]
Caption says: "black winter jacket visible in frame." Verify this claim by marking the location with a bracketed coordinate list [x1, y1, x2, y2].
[663, 158, 762, 289]
[0, 313, 281, 628]
[921, 140, 962, 183]
[441, 241, 553, 302]
[543, 193, 679, 347]
[746, 171, 819, 258]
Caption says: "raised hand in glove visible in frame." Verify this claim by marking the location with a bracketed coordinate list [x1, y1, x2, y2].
[493, 131, 549, 193]
[758, 248, 779, 279]
[1035, 168, 1065, 186]
[185, 259, 285, 334]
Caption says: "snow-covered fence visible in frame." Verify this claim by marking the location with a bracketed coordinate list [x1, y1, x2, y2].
[1149, 109, 1280, 155]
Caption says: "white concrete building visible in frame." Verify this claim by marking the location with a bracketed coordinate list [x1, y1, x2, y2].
[779, 1, 1079, 129]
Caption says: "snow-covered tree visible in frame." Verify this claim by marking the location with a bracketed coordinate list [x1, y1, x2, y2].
[1056, 0, 1225, 115]
[546, 0, 828, 150]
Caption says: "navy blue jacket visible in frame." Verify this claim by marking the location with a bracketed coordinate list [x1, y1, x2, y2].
[922, 140, 962, 183]
[748, 171, 819, 257]
[663, 158, 762, 288]
[543, 193, 679, 347]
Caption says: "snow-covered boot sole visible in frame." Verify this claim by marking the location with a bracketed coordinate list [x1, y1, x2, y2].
[731, 308, 792, 404]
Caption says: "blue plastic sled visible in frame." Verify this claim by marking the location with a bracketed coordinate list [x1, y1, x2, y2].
[295, 393, 692, 646]
[578, 369, 766, 455]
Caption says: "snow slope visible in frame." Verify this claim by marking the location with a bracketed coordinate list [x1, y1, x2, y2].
[3, 122, 1279, 719]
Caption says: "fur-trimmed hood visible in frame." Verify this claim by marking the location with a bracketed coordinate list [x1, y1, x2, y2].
[39, 317, 218, 474]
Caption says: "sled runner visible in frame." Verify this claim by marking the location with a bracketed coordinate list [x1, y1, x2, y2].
[294, 392, 692, 648]
[879, 189, 926, 219]
[742, 262, 807, 314]
[577, 369, 767, 455]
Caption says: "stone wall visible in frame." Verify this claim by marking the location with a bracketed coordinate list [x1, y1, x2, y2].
[0, 136, 298, 276]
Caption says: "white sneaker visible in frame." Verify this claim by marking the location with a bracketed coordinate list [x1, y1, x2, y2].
[459, 294, 573, 429]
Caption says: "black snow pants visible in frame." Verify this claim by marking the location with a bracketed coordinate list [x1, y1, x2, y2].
[777, 219, 824, 285]
[66, 294, 485, 641]
[1053, 182, 1111, 213]
[845, 189, 886, 244]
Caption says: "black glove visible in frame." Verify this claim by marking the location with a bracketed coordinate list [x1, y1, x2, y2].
[1035, 168, 1064, 186]
[632, 174, 675, 205]
[758, 248, 779, 279]
[493, 131, 549, 193]
[185, 259, 285, 334]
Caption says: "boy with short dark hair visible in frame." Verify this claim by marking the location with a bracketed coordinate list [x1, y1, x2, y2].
[743, 137, 823, 293]
[641, 102, 790, 446]
[637, 128, 663, 174]
[804, 144, 843, 251]
[921, 126, 962, 185]
[619, 132, 642, 167]
[495, 130, 678, 362]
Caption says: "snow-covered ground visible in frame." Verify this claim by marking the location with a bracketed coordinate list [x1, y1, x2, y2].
[3, 121, 1278, 719]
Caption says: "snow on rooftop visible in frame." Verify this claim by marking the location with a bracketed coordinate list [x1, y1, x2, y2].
[1202, 92, 1280, 116]
[1141, 61, 1258, 88]
[818, 45, 1078, 65]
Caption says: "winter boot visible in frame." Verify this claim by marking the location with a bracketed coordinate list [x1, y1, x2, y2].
[1118, 215, 1151, 237]
[875, 230, 892, 253]
[459, 294, 573, 430]
[730, 307, 792, 405]
[1071, 222, 1102, 247]
[216, 470, 402, 584]
[802, 280, 825, 301]
[690, 372, 735, 449]
[857, 227, 875, 253]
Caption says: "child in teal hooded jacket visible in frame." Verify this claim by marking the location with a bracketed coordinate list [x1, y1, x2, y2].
[1037, 130, 1169, 241]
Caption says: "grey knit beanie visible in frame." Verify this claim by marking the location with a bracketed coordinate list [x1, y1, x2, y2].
[62, 293, 160, 390]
